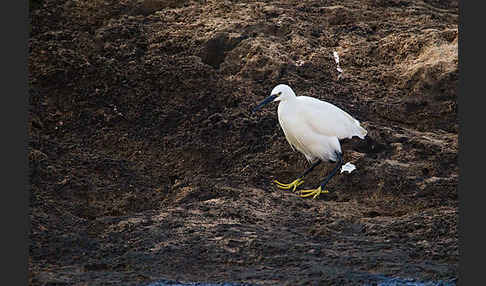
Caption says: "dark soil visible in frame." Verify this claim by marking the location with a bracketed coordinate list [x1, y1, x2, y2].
[28, 0, 459, 285]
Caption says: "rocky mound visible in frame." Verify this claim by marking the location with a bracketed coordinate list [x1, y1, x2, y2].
[29, 0, 458, 285]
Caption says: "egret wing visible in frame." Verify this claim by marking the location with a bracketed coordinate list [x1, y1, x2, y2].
[296, 96, 367, 140]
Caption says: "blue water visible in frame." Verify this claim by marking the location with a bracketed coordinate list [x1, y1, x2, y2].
[145, 280, 257, 286]
[365, 276, 457, 286]
[144, 276, 456, 286]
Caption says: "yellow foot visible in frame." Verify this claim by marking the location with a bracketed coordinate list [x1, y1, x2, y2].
[273, 178, 304, 192]
[299, 186, 329, 199]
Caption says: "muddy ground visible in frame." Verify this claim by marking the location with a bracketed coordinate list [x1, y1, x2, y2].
[28, 0, 459, 285]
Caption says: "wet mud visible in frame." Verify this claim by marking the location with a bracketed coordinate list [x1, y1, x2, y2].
[29, 0, 458, 285]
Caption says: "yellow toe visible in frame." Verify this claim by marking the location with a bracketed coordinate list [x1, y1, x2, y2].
[299, 186, 329, 199]
[273, 178, 304, 192]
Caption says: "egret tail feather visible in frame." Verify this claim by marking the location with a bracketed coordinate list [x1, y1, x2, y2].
[357, 124, 367, 139]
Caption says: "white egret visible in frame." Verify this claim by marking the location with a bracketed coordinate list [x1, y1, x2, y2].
[253, 84, 367, 199]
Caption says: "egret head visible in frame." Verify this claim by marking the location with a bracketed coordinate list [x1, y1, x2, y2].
[253, 84, 296, 112]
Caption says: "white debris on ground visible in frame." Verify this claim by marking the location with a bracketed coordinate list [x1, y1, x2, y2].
[340, 162, 356, 174]
[333, 51, 343, 80]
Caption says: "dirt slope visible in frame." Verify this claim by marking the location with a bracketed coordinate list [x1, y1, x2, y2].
[28, 0, 458, 285]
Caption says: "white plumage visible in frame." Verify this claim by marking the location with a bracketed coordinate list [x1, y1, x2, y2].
[273, 84, 367, 163]
[252, 83, 367, 199]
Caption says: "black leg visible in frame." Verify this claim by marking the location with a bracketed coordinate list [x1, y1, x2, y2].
[274, 159, 322, 191]
[299, 159, 322, 179]
[317, 151, 343, 190]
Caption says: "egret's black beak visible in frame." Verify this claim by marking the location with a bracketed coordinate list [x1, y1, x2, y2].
[252, 94, 278, 113]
